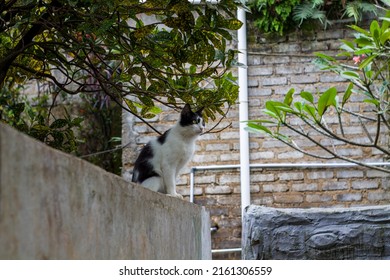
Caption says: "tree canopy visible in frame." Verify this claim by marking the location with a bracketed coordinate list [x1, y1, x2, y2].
[1, 0, 243, 134]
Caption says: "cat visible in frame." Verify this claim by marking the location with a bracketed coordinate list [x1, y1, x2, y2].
[132, 104, 205, 199]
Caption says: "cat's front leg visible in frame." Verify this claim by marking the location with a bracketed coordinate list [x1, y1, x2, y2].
[162, 168, 183, 199]
[165, 183, 183, 199]
[166, 193, 183, 199]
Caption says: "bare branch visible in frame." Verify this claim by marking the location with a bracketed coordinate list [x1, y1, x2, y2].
[283, 122, 390, 174]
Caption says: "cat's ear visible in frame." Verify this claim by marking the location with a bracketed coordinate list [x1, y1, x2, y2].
[182, 104, 203, 115]
[196, 107, 204, 116]
[181, 104, 192, 115]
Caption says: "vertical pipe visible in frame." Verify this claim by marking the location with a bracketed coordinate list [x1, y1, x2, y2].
[237, 7, 250, 219]
[190, 168, 195, 203]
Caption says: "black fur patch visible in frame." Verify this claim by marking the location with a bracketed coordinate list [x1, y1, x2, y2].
[157, 129, 170, 144]
[131, 143, 160, 183]
[179, 104, 203, 127]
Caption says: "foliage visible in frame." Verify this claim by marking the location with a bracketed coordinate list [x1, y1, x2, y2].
[343, 0, 378, 22]
[249, 0, 379, 34]
[246, 12, 390, 173]
[248, 0, 302, 35]
[78, 92, 123, 175]
[292, 0, 331, 28]
[0, 0, 243, 138]
[0, 87, 83, 153]
[293, 0, 377, 28]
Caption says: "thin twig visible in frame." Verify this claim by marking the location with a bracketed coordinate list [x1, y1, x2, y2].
[282, 122, 390, 174]
[80, 141, 132, 158]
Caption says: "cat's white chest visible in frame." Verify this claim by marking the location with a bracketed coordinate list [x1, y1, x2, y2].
[163, 136, 194, 168]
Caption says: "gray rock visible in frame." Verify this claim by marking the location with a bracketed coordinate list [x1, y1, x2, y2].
[243, 205, 390, 260]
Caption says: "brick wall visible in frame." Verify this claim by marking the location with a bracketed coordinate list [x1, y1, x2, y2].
[122, 22, 390, 260]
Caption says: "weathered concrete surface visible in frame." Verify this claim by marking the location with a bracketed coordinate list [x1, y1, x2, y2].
[243, 205, 390, 260]
[0, 123, 211, 259]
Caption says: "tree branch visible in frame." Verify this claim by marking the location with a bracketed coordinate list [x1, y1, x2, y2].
[282, 122, 390, 174]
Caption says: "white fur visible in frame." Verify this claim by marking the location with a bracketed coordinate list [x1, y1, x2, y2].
[140, 120, 203, 198]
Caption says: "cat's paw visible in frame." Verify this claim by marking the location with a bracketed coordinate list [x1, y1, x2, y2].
[167, 193, 184, 200]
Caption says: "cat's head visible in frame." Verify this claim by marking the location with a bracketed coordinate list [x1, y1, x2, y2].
[179, 104, 205, 135]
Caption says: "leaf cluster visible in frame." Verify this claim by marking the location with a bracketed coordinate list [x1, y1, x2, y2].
[0, 87, 83, 153]
[249, 0, 380, 35]
[246, 12, 390, 173]
[248, 0, 302, 35]
[1, 0, 243, 137]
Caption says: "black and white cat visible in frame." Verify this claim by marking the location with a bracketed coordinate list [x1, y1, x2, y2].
[132, 104, 205, 198]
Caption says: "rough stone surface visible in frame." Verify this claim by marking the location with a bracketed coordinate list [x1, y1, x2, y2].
[243, 205, 390, 260]
[0, 123, 211, 259]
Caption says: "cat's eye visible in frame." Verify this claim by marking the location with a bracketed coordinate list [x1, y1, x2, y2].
[193, 118, 201, 124]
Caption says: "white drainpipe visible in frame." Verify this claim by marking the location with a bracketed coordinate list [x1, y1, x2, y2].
[237, 7, 250, 219]
[188, 1, 250, 218]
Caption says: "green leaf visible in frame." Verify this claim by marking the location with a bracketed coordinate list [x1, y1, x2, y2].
[50, 119, 68, 129]
[265, 101, 288, 121]
[300, 91, 314, 104]
[216, 28, 233, 40]
[359, 54, 376, 70]
[380, 11, 390, 30]
[31, 124, 49, 136]
[223, 19, 243, 30]
[263, 109, 280, 120]
[340, 39, 355, 52]
[275, 133, 291, 143]
[283, 88, 295, 106]
[294, 101, 303, 112]
[275, 104, 295, 114]
[337, 51, 353, 58]
[303, 104, 317, 120]
[265, 101, 281, 118]
[245, 122, 273, 135]
[364, 99, 380, 106]
[124, 98, 137, 113]
[149, 105, 162, 115]
[354, 48, 374, 55]
[314, 52, 336, 62]
[71, 117, 84, 127]
[365, 69, 373, 79]
[342, 83, 353, 107]
[349, 25, 371, 37]
[109, 137, 122, 143]
[370, 20, 381, 44]
[139, 94, 154, 108]
[354, 36, 373, 47]
[341, 71, 360, 80]
[380, 30, 390, 45]
[318, 87, 337, 116]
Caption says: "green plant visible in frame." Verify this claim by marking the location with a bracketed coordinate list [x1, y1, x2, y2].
[343, 0, 378, 22]
[0, 0, 243, 135]
[246, 12, 390, 173]
[249, 0, 302, 35]
[250, 0, 380, 34]
[78, 91, 122, 175]
[292, 0, 331, 28]
[0, 87, 84, 153]
[0, 0, 245, 172]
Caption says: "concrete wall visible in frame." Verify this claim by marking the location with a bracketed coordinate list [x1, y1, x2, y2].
[122, 22, 390, 259]
[243, 205, 390, 260]
[0, 123, 211, 259]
